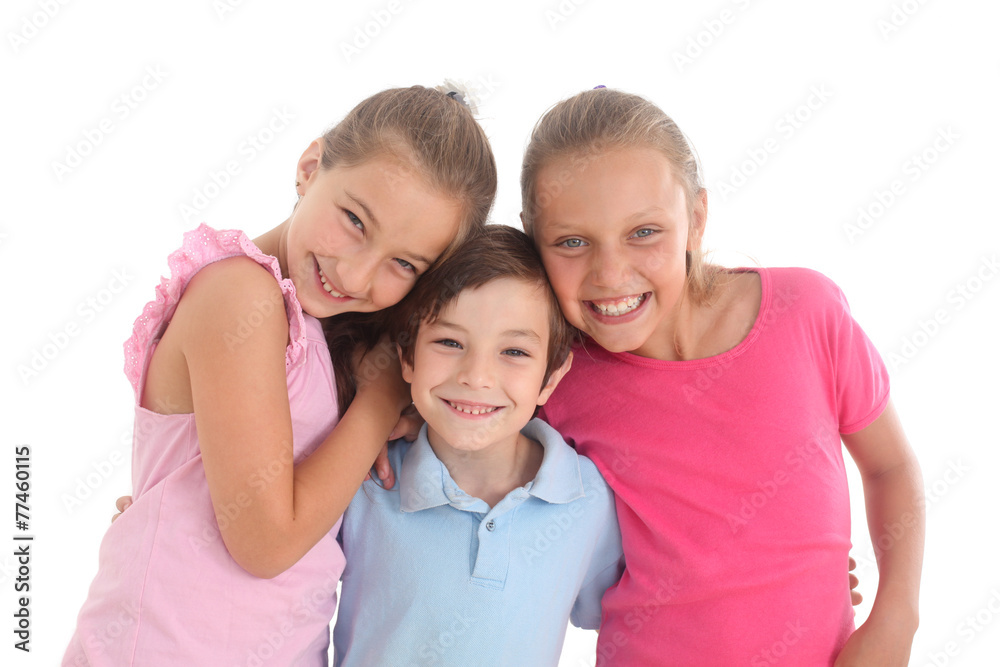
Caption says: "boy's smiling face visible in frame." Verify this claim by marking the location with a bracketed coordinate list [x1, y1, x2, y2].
[402, 277, 570, 455]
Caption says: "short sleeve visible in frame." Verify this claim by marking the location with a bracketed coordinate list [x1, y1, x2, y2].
[569, 461, 625, 629]
[829, 281, 890, 434]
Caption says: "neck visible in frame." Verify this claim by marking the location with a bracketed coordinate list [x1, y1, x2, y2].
[427, 430, 543, 508]
[252, 220, 291, 280]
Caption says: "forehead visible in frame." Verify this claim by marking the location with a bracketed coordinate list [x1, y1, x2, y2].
[533, 147, 688, 232]
[427, 278, 551, 340]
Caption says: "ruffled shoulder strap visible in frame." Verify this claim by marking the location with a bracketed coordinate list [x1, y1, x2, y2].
[123, 223, 307, 402]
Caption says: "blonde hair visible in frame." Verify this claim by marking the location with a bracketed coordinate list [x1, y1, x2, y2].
[321, 85, 497, 263]
[520, 87, 718, 305]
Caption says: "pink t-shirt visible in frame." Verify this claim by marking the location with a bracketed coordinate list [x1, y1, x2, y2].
[541, 267, 889, 666]
[63, 225, 345, 666]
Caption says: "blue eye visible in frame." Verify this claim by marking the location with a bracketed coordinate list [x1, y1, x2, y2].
[560, 238, 586, 248]
[346, 210, 364, 231]
[633, 228, 655, 238]
[395, 258, 416, 273]
[434, 339, 461, 349]
[503, 349, 529, 357]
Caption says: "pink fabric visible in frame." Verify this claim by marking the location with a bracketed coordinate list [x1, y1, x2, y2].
[541, 267, 889, 666]
[64, 224, 344, 667]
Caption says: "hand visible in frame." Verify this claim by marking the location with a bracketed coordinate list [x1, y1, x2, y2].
[833, 611, 915, 666]
[111, 495, 133, 523]
[352, 336, 410, 414]
[849, 556, 862, 606]
[365, 404, 425, 489]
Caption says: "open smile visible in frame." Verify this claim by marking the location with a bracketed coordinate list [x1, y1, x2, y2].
[316, 262, 353, 301]
[586, 293, 649, 319]
[442, 398, 503, 418]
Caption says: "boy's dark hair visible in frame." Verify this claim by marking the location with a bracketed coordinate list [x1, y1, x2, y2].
[393, 224, 574, 388]
[325, 225, 574, 417]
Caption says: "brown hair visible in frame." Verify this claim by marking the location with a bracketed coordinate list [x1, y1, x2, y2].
[323, 85, 498, 415]
[393, 224, 574, 389]
[320, 85, 496, 262]
[520, 87, 718, 305]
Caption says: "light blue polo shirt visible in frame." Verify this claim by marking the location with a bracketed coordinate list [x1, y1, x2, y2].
[332, 419, 624, 666]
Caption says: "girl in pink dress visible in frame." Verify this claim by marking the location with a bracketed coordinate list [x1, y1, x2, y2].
[63, 85, 496, 666]
[520, 88, 924, 666]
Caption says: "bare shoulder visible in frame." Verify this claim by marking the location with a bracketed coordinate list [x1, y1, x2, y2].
[143, 257, 287, 413]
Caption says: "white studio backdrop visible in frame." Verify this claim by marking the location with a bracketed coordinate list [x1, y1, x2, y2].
[2, 1, 998, 665]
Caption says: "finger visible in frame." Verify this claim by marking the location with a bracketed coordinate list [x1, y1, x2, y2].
[116, 496, 133, 513]
[379, 458, 396, 490]
[111, 512, 122, 524]
[849, 573, 859, 588]
[848, 556, 857, 571]
[851, 590, 863, 606]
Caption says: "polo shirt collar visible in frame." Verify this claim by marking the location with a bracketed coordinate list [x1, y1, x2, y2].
[399, 419, 586, 512]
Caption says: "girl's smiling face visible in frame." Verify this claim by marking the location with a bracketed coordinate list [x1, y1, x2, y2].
[285, 142, 463, 319]
[532, 147, 705, 359]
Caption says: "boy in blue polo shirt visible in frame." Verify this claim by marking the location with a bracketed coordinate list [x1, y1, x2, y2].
[332, 225, 623, 666]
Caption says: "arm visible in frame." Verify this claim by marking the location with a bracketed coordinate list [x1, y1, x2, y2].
[177, 258, 409, 579]
[835, 399, 924, 666]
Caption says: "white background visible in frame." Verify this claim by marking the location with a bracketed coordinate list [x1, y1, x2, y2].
[3, 1, 999, 665]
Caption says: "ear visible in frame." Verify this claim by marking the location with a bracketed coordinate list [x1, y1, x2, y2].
[687, 188, 708, 252]
[537, 350, 573, 406]
[296, 139, 324, 196]
[397, 343, 414, 384]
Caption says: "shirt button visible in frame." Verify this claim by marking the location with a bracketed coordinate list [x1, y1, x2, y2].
[485, 519, 495, 531]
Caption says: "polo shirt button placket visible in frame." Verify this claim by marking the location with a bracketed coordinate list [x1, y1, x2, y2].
[485, 519, 495, 532]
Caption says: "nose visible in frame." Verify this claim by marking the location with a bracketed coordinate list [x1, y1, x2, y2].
[457, 349, 495, 390]
[591, 244, 632, 289]
[337, 251, 379, 296]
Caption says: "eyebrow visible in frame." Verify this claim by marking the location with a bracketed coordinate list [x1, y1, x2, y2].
[432, 320, 543, 344]
[344, 190, 434, 268]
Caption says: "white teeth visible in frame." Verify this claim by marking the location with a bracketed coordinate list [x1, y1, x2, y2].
[318, 267, 347, 297]
[448, 401, 499, 416]
[592, 294, 644, 316]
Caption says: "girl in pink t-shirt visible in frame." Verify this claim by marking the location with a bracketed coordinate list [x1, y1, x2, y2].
[63, 85, 496, 666]
[518, 88, 924, 666]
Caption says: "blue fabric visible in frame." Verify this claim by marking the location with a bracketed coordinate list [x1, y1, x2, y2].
[332, 419, 624, 666]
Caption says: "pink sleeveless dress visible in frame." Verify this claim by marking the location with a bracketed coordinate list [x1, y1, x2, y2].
[63, 224, 345, 666]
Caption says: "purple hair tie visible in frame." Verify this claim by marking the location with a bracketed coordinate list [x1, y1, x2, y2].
[593, 85, 606, 89]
